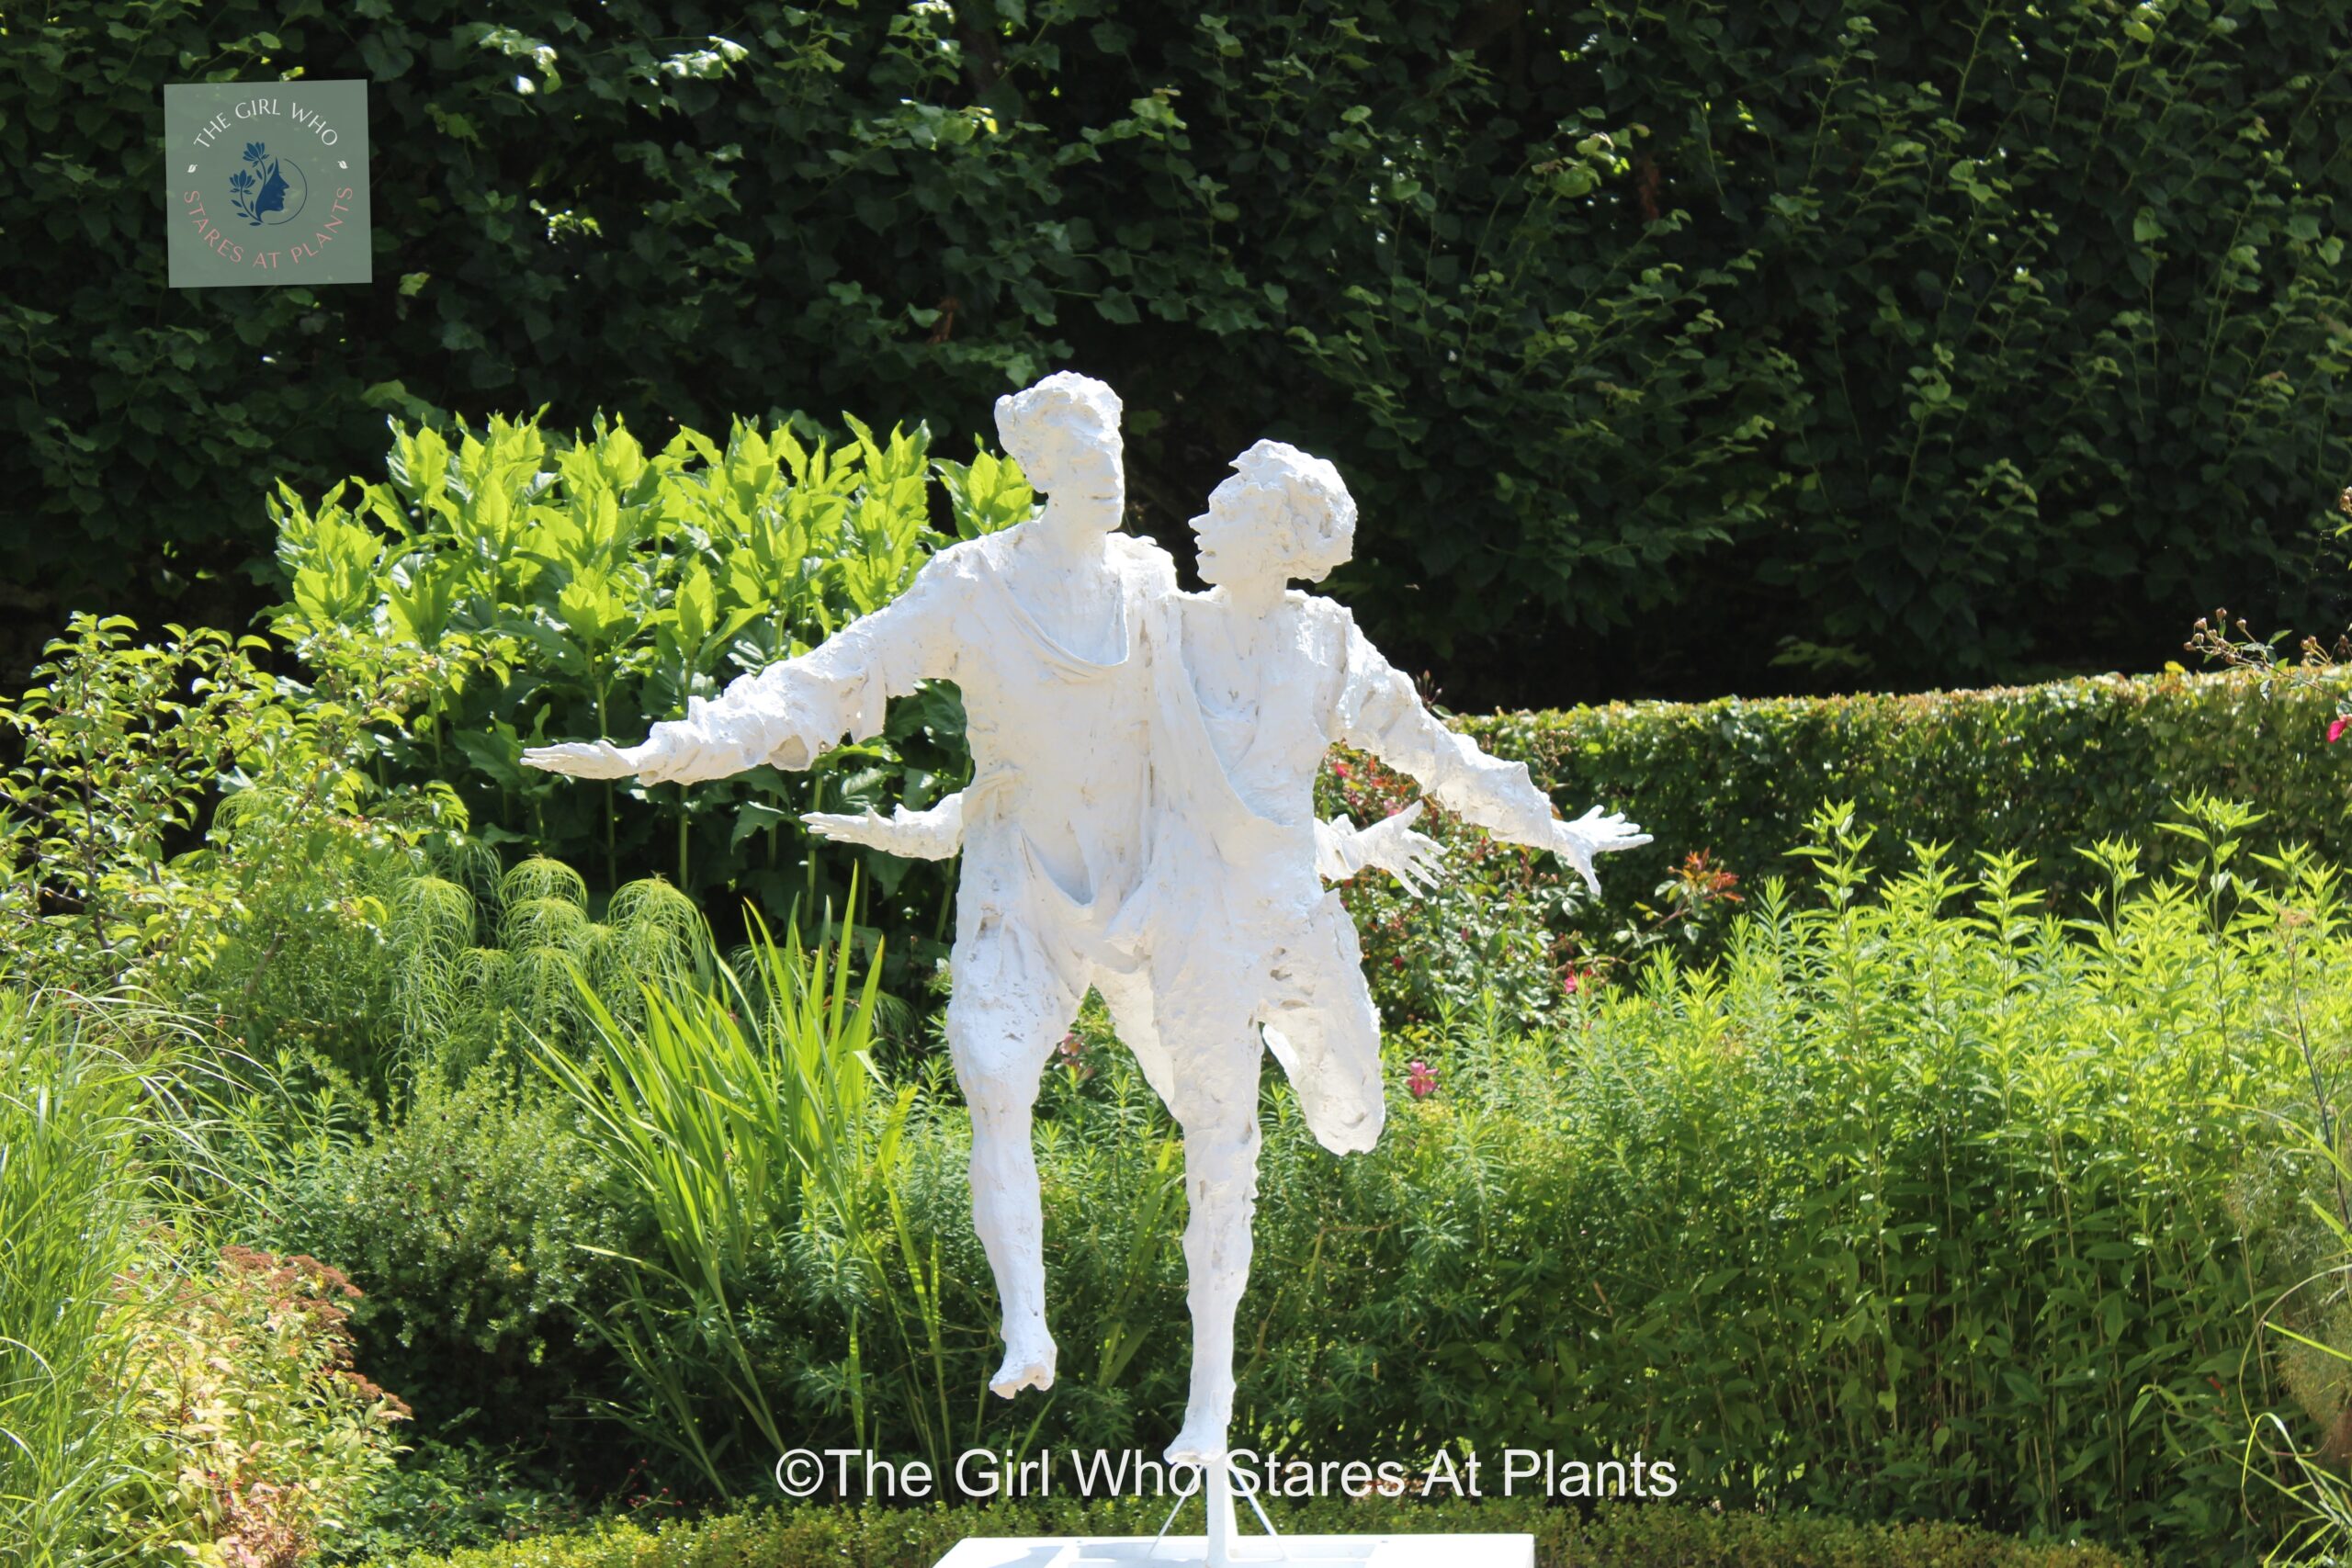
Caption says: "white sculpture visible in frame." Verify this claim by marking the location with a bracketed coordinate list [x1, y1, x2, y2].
[810, 436, 1647, 1466]
[524, 379, 1648, 1562]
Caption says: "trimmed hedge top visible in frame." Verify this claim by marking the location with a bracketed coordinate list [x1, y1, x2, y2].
[384, 1495, 2134, 1568]
[1461, 665, 2352, 919]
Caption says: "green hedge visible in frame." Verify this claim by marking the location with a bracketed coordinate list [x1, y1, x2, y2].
[10, 2, 2351, 702]
[1324, 664, 2351, 1028]
[383, 1495, 2134, 1568]
[1472, 663, 2352, 921]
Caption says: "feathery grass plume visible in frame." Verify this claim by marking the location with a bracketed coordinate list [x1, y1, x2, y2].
[587, 876, 715, 1033]
[389, 874, 477, 1078]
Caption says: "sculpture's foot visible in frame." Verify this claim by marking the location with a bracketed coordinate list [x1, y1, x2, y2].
[1164, 1411, 1231, 1468]
[988, 1328, 1057, 1398]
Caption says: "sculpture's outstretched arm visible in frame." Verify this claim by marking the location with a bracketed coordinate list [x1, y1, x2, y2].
[1332, 614, 1648, 894]
[524, 560, 959, 786]
[803, 795, 966, 860]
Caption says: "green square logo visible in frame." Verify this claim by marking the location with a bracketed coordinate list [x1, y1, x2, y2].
[165, 79, 371, 288]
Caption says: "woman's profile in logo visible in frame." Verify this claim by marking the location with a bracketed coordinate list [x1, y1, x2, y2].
[227, 141, 307, 228]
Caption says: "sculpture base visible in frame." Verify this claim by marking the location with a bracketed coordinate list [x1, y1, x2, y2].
[933, 1533, 1534, 1566]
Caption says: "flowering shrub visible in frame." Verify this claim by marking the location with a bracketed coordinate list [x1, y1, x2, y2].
[109, 1246, 410, 1567]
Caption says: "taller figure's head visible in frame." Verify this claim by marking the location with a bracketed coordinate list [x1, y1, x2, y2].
[1190, 439, 1356, 596]
[995, 372, 1125, 540]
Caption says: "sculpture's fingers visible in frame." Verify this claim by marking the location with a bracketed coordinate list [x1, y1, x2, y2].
[521, 739, 637, 779]
[1385, 846, 1432, 897]
[1551, 830, 1603, 896]
[800, 810, 876, 844]
[1399, 842, 1446, 897]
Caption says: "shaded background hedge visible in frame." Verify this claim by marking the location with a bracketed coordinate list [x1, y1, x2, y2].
[6, 0, 2350, 705]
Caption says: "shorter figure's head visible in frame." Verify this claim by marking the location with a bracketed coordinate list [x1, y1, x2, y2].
[1190, 439, 1356, 593]
[995, 372, 1124, 533]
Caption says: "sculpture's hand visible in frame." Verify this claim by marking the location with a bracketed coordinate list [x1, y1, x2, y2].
[520, 739, 648, 780]
[1351, 802, 1446, 897]
[1548, 806, 1653, 897]
[802, 796, 966, 861]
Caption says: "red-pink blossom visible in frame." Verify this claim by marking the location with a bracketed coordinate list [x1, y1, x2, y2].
[1406, 1059, 1438, 1100]
[2331, 715, 2350, 745]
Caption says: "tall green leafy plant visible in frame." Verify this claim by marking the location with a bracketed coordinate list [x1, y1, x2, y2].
[0, 618, 272, 994]
[269, 412, 1027, 959]
[533, 896, 942, 1493]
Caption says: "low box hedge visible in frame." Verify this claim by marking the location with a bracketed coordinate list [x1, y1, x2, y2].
[1458, 665, 2352, 916]
[383, 1495, 2135, 1567]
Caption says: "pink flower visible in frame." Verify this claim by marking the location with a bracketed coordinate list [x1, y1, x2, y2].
[1406, 1059, 1437, 1100]
[1331, 761, 1352, 780]
[2331, 715, 2350, 745]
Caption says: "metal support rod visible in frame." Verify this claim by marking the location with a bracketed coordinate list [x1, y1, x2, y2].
[1205, 1457, 1238, 1566]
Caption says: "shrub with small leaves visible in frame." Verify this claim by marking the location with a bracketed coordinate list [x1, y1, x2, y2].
[109, 1247, 410, 1567]
[262, 1062, 644, 1464]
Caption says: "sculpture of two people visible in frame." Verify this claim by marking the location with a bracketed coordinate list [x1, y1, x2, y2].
[526, 373, 1647, 1466]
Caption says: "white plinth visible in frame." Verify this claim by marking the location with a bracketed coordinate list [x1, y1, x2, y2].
[933, 1534, 1534, 1567]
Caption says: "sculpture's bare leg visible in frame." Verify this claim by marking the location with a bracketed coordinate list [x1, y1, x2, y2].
[945, 955, 1077, 1398]
[968, 1076, 1057, 1396]
[1164, 1032, 1265, 1464]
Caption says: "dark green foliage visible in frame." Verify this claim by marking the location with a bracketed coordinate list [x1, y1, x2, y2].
[10, 2, 2350, 700]
[374, 1494, 2135, 1567]
[347, 1438, 600, 1560]
[262, 1062, 643, 1463]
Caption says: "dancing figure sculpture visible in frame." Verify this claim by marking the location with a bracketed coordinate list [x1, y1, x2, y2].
[807, 437, 1649, 1472]
[526, 380, 1651, 1563]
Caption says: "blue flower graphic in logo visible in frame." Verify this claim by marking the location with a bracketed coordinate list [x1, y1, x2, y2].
[228, 141, 308, 227]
